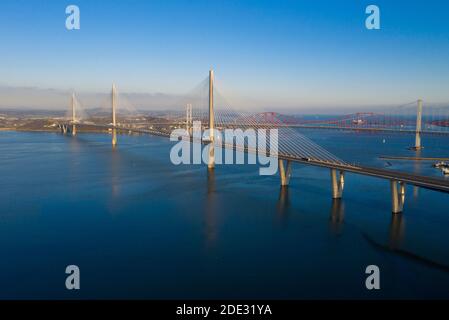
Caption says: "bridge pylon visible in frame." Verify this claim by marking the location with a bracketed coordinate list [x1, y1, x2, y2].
[112, 83, 117, 147]
[208, 70, 215, 169]
[412, 99, 423, 151]
[71, 93, 77, 136]
[186, 103, 192, 135]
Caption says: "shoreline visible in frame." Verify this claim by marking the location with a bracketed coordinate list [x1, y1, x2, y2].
[380, 155, 449, 161]
[0, 128, 110, 134]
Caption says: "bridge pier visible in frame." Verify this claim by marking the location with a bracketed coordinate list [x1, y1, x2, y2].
[330, 169, 345, 199]
[279, 159, 292, 186]
[390, 180, 406, 214]
[60, 124, 68, 135]
[112, 129, 117, 147]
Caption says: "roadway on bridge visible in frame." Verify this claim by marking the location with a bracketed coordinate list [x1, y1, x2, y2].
[68, 123, 449, 194]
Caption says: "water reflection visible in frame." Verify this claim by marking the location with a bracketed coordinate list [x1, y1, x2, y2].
[276, 187, 290, 225]
[109, 147, 122, 208]
[413, 186, 419, 198]
[204, 168, 217, 247]
[413, 149, 423, 193]
[329, 199, 345, 236]
[389, 213, 405, 250]
[207, 168, 215, 193]
[68, 136, 82, 178]
[68, 135, 81, 154]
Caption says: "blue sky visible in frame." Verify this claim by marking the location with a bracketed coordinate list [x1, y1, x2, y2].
[1, 0, 449, 109]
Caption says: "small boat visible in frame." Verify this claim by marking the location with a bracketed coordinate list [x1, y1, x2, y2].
[433, 161, 448, 168]
[442, 167, 449, 175]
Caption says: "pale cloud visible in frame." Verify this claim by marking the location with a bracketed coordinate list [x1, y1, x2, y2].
[0, 86, 189, 112]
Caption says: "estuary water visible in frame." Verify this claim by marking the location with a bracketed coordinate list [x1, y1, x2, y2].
[0, 129, 449, 299]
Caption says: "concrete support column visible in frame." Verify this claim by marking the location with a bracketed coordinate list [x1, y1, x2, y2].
[279, 159, 292, 186]
[208, 70, 215, 169]
[112, 129, 117, 147]
[391, 180, 406, 214]
[331, 169, 345, 199]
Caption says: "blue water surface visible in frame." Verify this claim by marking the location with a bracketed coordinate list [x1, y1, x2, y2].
[0, 130, 449, 299]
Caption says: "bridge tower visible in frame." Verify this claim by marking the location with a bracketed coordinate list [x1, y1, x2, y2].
[186, 103, 192, 135]
[71, 93, 77, 136]
[208, 69, 215, 169]
[112, 83, 117, 147]
[413, 99, 423, 150]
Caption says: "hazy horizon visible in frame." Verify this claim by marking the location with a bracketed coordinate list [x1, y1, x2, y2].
[1, 0, 449, 112]
[0, 84, 444, 116]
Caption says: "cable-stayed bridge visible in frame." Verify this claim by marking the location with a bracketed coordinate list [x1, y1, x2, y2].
[58, 70, 449, 214]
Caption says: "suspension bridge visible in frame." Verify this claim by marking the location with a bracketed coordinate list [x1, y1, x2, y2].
[58, 70, 449, 214]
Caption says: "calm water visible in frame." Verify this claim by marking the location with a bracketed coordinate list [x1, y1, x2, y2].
[1, 130, 449, 299]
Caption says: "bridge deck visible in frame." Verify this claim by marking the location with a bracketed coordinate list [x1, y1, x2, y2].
[67, 123, 449, 193]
